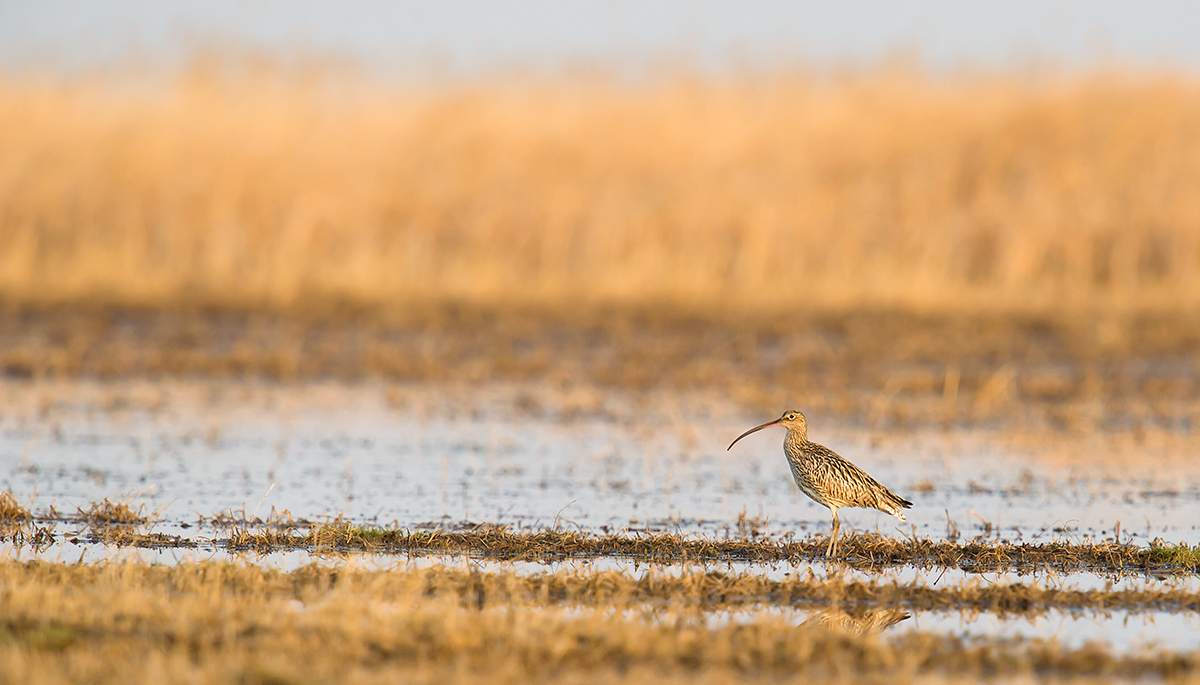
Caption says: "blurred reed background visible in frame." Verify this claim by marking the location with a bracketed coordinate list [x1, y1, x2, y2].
[3, 59, 1200, 316]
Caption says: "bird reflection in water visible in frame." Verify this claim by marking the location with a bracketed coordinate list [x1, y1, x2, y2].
[799, 607, 912, 636]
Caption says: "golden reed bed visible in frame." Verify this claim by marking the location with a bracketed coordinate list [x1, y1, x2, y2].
[2, 62, 1200, 315]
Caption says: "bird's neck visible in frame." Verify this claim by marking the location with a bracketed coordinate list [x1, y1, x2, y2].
[784, 427, 808, 449]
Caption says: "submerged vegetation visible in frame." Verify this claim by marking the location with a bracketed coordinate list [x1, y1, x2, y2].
[9, 501, 1198, 576]
[221, 523, 1200, 576]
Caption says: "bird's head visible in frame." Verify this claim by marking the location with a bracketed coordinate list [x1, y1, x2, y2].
[727, 410, 807, 450]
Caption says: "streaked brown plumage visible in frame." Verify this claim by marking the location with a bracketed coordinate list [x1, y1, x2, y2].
[800, 608, 912, 635]
[728, 410, 912, 557]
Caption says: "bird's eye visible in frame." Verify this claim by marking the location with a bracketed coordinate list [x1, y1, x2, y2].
[787, 413, 795, 420]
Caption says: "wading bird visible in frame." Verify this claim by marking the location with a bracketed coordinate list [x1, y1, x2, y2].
[727, 410, 912, 557]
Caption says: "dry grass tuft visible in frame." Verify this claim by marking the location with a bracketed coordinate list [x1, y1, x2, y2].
[3, 65, 1200, 315]
[0, 493, 36, 540]
[77, 499, 146, 525]
[0, 492, 31, 521]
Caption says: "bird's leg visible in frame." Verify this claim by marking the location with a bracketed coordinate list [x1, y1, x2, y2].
[827, 509, 840, 558]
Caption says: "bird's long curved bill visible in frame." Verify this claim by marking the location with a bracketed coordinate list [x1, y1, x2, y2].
[727, 418, 781, 450]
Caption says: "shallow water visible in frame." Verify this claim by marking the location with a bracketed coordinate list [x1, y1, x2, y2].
[3, 378, 1197, 548]
[716, 605, 1200, 653]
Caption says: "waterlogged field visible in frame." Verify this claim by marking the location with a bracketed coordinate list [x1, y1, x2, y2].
[4, 62, 1200, 683]
[2, 362, 1199, 683]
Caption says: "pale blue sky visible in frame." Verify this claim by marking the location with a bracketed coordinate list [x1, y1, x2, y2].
[2, 1, 1199, 75]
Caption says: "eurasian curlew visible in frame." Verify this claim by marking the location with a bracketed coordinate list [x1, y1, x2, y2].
[728, 410, 912, 557]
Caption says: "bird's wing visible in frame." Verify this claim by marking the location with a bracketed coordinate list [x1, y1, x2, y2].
[805, 442, 910, 514]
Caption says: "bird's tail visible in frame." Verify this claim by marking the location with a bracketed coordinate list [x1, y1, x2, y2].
[882, 490, 913, 521]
